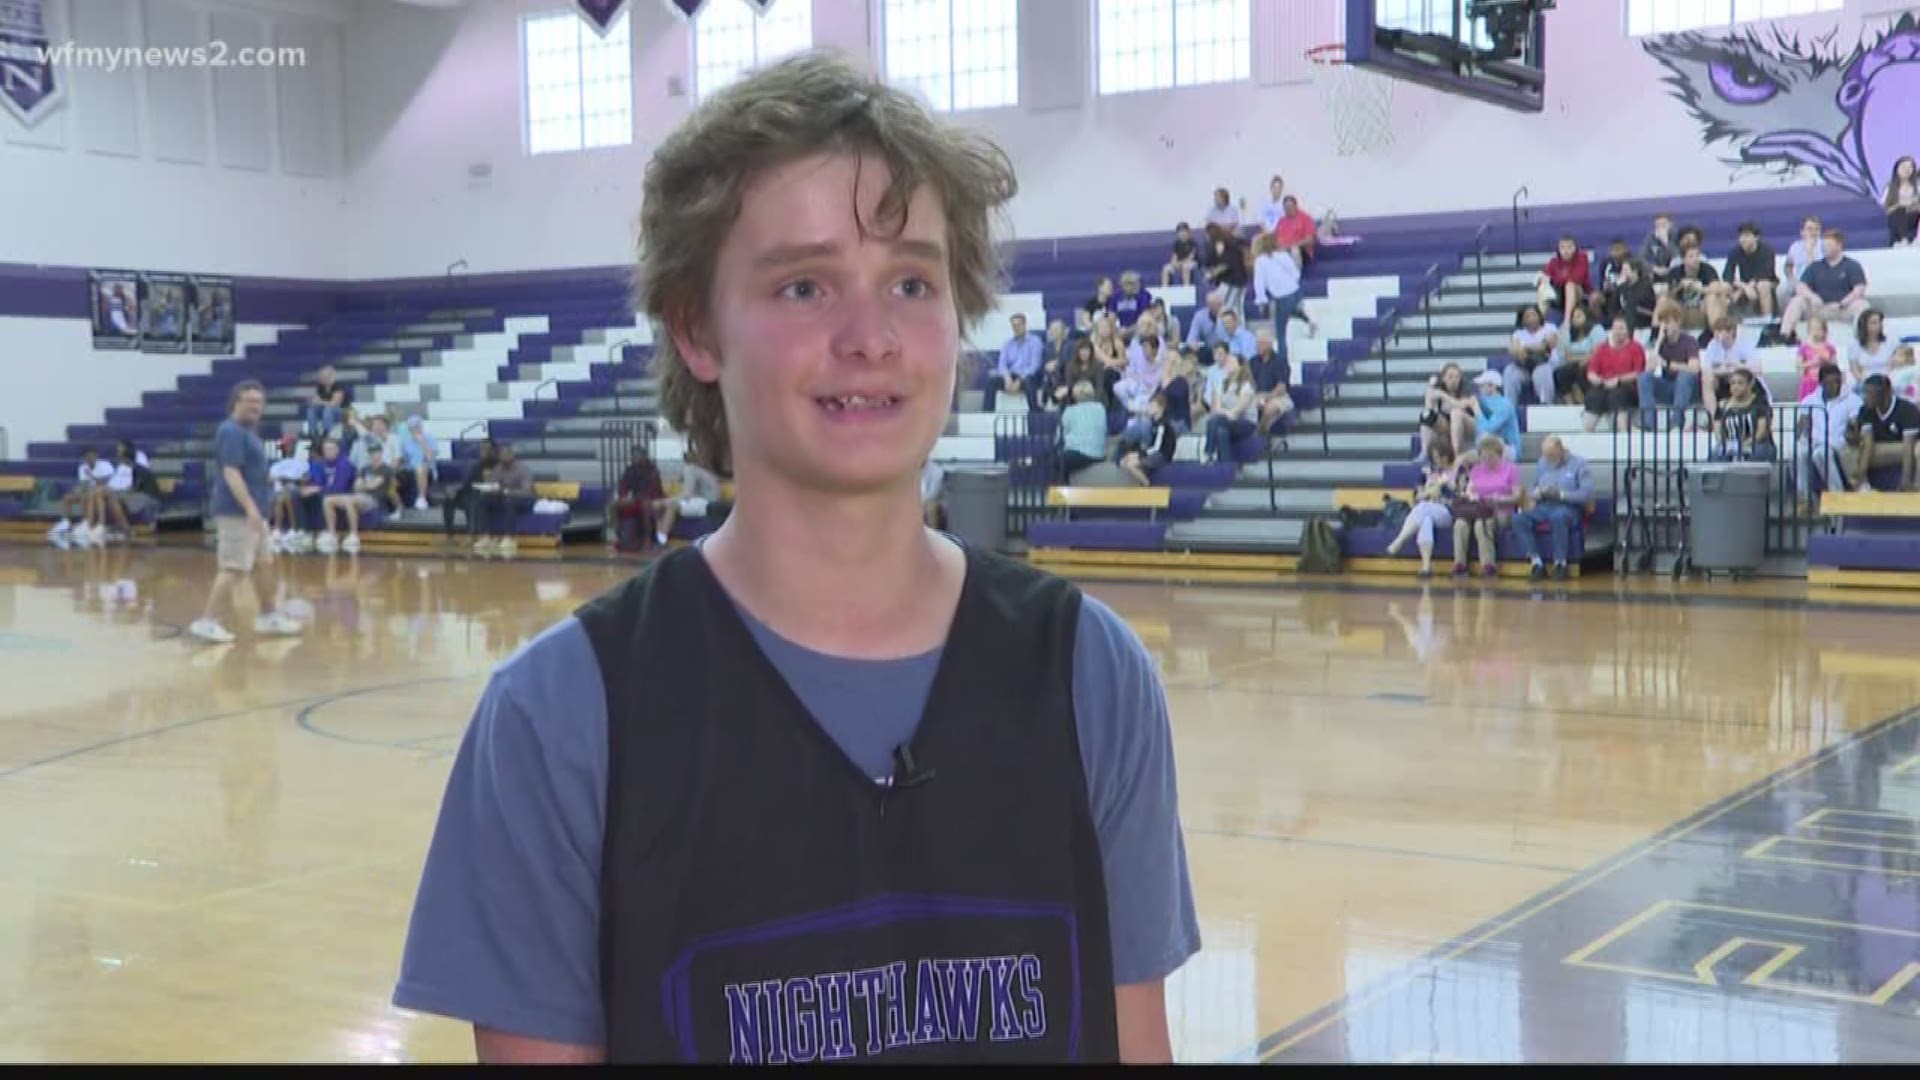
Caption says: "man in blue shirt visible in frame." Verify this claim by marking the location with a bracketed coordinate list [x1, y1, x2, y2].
[1510, 436, 1594, 579]
[191, 380, 303, 644]
[984, 313, 1043, 413]
[1218, 308, 1256, 361]
[394, 55, 1196, 1065]
[1246, 328, 1294, 433]
[1780, 227, 1869, 343]
[1474, 369, 1521, 457]
[1184, 291, 1226, 352]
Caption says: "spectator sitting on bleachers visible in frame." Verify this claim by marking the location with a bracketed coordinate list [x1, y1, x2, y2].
[473, 442, 535, 558]
[1075, 277, 1114, 335]
[1204, 186, 1241, 235]
[1597, 238, 1656, 331]
[1452, 434, 1521, 578]
[1474, 369, 1521, 458]
[1050, 337, 1099, 410]
[1780, 216, 1823, 313]
[1844, 374, 1920, 493]
[1670, 243, 1727, 334]
[1583, 315, 1646, 433]
[1892, 346, 1919, 402]
[47, 448, 112, 548]
[608, 443, 664, 552]
[1251, 235, 1315, 352]
[268, 435, 312, 551]
[1506, 304, 1562, 407]
[349, 414, 404, 510]
[1420, 362, 1479, 461]
[1780, 228, 1869, 344]
[1536, 235, 1590, 325]
[1850, 308, 1897, 383]
[1162, 222, 1199, 286]
[1797, 315, 1839, 399]
[1202, 353, 1256, 463]
[1118, 393, 1178, 488]
[1885, 156, 1919, 247]
[1091, 314, 1127, 410]
[1246, 328, 1294, 434]
[1217, 307, 1256, 361]
[305, 438, 355, 554]
[1201, 341, 1233, 415]
[397, 415, 436, 511]
[1384, 440, 1463, 578]
[1797, 363, 1861, 506]
[1108, 271, 1153, 334]
[1640, 301, 1703, 431]
[306, 363, 350, 438]
[323, 442, 393, 553]
[1060, 380, 1108, 477]
[1160, 349, 1198, 436]
[1117, 325, 1168, 441]
[1148, 299, 1180, 349]
[1511, 436, 1593, 580]
[1710, 368, 1775, 463]
[1722, 221, 1779, 324]
[443, 440, 496, 539]
[1272, 196, 1319, 265]
[985, 313, 1042, 413]
[100, 440, 161, 541]
[1702, 315, 1762, 417]
[652, 456, 723, 546]
[1641, 213, 1678, 288]
[1203, 224, 1251, 316]
[1555, 305, 1604, 404]
[1184, 290, 1226, 352]
[1676, 223, 1706, 259]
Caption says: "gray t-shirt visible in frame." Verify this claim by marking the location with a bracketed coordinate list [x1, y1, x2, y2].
[210, 419, 270, 519]
[393, 567, 1201, 1048]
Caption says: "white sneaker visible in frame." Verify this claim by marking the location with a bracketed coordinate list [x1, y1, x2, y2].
[316, 532, 340, 555]
[342, 534, 361, 554]
[413, 497, 429, 511]
[189, 618, 236, 644]
[295, 532, 316, 553]
[71, 527, 94, 548]
[473, 537, 497, 556]
[47, 520, 71, 544]
[89, 524, 108, 545]
[655, 531, 668, 546]
[254, 612, 304, 636]
[497, 538, 517, 559]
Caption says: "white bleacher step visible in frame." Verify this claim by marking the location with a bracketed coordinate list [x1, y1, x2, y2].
[1427, 288, 1535, 312]
[1387, 330, 1511, 352]
[425, 400, 524, 423]
[505, 316, 550, 335]
[1207, 488, 1336, 513]
[1168, 518, 1304, 547]
[1528, 400, 1807, 435]
[581, 323, 653, 348]
[1240, 459, 1386, 483]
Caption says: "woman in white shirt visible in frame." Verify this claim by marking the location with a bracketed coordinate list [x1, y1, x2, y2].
[1851, 308, 1898, 383]
[1506, 305, 1563, 406]
[1250, 234, 1316, 348]
[1884, 156, 1918, 247]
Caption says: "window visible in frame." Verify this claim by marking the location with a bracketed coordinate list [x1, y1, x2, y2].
[882, 0, 1019, 113]
[523, 9, 632, 155]
[695, 0, 813, 101]
[1097, 0, 1250, 96]
[1626, 0, 1843, 37]
[1374, 0, 1493, 51]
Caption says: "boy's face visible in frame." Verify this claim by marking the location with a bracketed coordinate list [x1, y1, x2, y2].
[1739, 232, 1757, 251]
[678, 152, 956, 497]
[1803, 221, 1820, 243]
[1610, 242, 1628, 262]
[1149, 398, 1164, 419]
[1654, 217, 1670, 235]
[1716, 328, 1736, 348]
[1558, 240, 1575, 259]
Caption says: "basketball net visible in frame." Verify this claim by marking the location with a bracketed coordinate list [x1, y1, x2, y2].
[1307, 44, 1394, 157]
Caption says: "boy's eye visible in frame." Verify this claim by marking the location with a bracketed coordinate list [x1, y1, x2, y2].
[898, 278, 934, 299]
[779, 280, 820, 301]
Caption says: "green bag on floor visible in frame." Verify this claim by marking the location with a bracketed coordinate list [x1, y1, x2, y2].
[1298, 517, 1344, 575]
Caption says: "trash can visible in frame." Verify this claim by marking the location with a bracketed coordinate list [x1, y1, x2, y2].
[942, 463, 1010, 553]
[1685, 462, 1771, 572]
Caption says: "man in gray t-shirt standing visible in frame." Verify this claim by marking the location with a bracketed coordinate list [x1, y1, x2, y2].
[191, 380, 303, 644]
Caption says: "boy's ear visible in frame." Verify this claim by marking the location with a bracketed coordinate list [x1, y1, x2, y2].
[668, 305, 722, 385]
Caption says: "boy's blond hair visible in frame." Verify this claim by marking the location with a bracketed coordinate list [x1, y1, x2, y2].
[634, 53, 1018, 474]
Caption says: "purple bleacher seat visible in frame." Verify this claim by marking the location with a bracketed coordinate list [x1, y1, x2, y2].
[1026, 520, 1168, 551]
[1229, 431, 1269, 464]
[1154, 462, 1236, 489]
[1343, 522, 1587, 562]
[1808, 533, 1920, 571]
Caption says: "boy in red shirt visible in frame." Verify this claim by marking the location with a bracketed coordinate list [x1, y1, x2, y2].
[1582, 315, 1645, 432]
[1537, 235, 1591, 325]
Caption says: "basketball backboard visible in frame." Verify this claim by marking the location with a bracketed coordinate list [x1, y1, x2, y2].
[1343, 0, 1551, 113]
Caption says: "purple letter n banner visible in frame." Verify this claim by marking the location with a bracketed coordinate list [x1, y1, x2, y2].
[0, 0, 62, 127]
[575, 0, 631, 34]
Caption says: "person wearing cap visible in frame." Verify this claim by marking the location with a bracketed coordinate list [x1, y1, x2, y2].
[1474, 370, 1520, 458]
[1843, 373, 1920, 492]
[396, 415, 436, 511]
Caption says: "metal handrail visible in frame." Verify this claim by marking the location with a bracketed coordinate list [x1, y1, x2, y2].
[446, 259, 468, 278]
[1377, 303, 1398, 398]
[1422, 263, 1442, 350]
[1511, 185, 1530, 267]
[1472, 222, 1492, 305]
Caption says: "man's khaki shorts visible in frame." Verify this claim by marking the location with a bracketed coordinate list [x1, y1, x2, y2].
[215, 516, 267, 573]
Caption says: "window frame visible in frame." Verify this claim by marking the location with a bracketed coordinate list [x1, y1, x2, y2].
[691, 0, 815, 103]
[1094, 0, 1252, 98]
[878, 0, 1022, 114]
[519, 7, 634, 157]
[1623, 0, 1845, 38]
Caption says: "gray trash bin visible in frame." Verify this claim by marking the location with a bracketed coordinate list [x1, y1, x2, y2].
[942, 463, 1010, 552]
[1685, 462, 1771, 571]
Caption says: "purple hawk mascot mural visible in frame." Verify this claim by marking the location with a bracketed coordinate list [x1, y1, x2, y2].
[1644, 12, 1920, 199]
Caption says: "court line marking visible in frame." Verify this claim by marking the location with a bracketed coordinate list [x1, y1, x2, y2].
[1754, 833, 1920, 856]
[1185, 826, 1582, 874]
[293, 676, 483, 752]
[1176, 681, 1804, 735]
[0, 673, 488, 779]
[1249, 703, 1920, 1061]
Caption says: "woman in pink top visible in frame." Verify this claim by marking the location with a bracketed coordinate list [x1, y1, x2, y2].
[1451, 435, 1521, 577]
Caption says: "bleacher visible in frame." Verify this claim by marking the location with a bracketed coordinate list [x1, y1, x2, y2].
[1809, 492, 1920, 589]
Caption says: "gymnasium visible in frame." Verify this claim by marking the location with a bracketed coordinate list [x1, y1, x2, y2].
[3, 0, 1919, 1064]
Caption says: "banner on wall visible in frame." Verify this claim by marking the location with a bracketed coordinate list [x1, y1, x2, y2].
[0, 0, 63, 127]
[661, 0, 706, 20]
[89, 270, 142, 351]
[576, 0, 632, 33]
[138, 272, 189, 354]
[188, 275, 236, 356]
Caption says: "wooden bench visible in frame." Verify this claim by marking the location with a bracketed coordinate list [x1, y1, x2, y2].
[1046, 486, 1172, 522]
[0, 476, 35, 495]
[533, 480, 581, 501]
[1820, 491, 1920, 518]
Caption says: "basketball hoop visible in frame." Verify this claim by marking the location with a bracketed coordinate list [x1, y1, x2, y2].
[1306, 43, 1395, 157]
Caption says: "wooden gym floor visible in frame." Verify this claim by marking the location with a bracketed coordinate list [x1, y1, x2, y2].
[1, 542, 1917, 1063]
